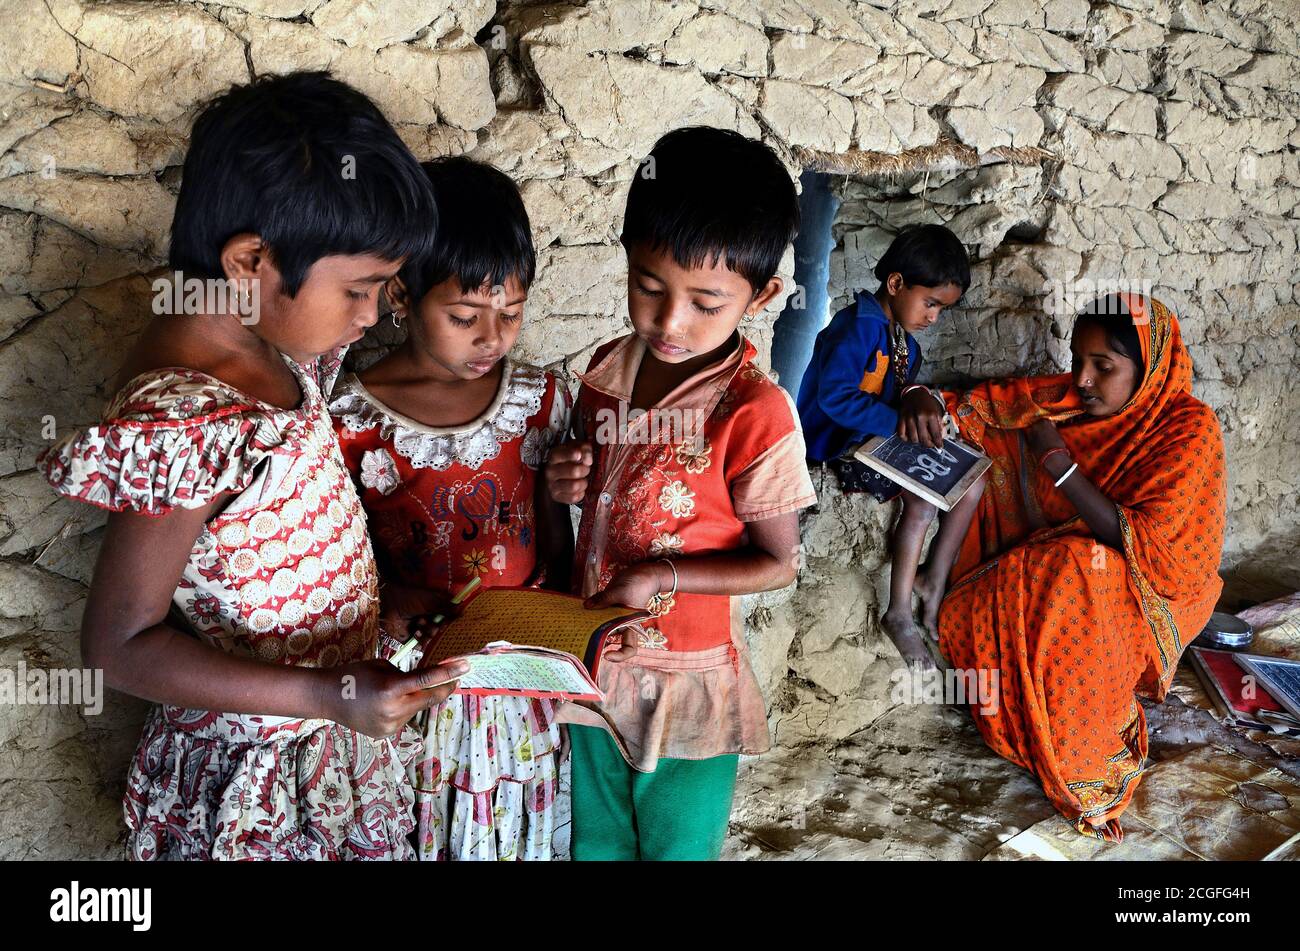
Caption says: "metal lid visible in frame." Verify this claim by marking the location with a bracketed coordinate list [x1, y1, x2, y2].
[1193, 611, 1254, 650]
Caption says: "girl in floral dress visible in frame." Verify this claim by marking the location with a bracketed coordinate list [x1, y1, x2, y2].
[36, 72, 466, 860]
[330, 156, 572, 860]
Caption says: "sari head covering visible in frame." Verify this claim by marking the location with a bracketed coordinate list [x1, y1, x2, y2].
[955, 292, 1196, 517]
[939, 294, 1226, 840]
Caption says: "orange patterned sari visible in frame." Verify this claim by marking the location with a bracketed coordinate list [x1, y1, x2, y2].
[938, 295, 1226, 840]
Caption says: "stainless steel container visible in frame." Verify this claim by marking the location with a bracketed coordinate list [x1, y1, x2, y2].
[1193, 611, 1255, 651]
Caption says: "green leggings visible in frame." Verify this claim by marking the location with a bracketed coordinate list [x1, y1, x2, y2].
[568, 725, 739, 861]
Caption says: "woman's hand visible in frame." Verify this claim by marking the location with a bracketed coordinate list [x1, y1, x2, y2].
[544, 440, 593, 504]
[898, 388, 945, 449]
[316, 658, 468, 739]
[1024, 418, 1123, 547]
[1025, 418, 1069, 470]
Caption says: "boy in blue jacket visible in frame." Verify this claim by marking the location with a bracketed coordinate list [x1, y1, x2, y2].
[798, 224, 981, 668]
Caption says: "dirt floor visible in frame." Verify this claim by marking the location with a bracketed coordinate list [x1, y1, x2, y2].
[723, 684, 1300, 860]
[551, 667, 1300, 861]
[725, 590, 1300, 861]
[558, 581, 1300, 862]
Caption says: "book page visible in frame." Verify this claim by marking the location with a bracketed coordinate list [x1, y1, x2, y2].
[458, 651, 596, 695]
[425, 588, 643, 662]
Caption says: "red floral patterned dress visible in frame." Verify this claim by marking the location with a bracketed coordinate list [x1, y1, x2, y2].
[329, 359, 571, 860]
[37, 350, 419, 860]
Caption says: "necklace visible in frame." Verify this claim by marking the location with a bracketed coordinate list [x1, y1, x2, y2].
[889, 318, 910, 391]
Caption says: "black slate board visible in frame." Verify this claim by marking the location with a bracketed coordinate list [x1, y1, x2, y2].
[853, 434, 991, 511]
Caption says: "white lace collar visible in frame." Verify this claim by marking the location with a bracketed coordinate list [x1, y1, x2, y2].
[328, 359, 548, 471]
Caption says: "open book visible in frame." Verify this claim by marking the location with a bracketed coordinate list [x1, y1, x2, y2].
[1188, 646, 1300, 731]
[1234, 651, 1300, 725]
[402, 586, 649, 702]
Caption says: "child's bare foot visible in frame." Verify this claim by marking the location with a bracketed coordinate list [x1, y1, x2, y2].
[913, 568, 946, 635]
[921, 630, 953, 673]
[882, 611, 936, 671]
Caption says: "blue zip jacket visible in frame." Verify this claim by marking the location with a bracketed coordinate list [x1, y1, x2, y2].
[796, 290, 921, 462]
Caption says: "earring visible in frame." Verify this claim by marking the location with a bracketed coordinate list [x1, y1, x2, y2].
[390, 310, 404, 328]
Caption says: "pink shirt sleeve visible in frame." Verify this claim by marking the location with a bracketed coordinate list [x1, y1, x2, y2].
[729, 389, 818, 522]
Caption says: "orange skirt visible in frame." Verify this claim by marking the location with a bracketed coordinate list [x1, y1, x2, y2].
[938, 531, 1154, 841]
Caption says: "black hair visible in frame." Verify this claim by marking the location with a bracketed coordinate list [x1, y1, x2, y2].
[397, 156, 536, 304]
[873, 224, 971, 293]
[620, 126, 799, 292]
[168, 70, 437, 297]
[1075, 294, 1145, 371]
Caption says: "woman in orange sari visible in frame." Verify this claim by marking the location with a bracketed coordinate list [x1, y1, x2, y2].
[934, 293, 1225, 840]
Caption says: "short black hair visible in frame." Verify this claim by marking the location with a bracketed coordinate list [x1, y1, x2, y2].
[620, 126, 799, 292]
[874, 224, 971, 292]
[168, 70, 437, 297]
[1075, 294, 1145, 371]
[398, 156, 536, 304]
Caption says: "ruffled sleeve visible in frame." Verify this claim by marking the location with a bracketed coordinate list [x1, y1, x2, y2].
[37, 370, 297, 517]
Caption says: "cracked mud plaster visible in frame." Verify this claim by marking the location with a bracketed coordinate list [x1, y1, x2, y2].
[0, 0, 1297, 857]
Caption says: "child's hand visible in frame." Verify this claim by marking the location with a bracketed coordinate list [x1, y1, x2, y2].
[583, 562, 669, 613]
[604, 628, 640, 663]
[898, 388, 945, 449]
[379, 584, 458, 640]
[584, 562, 674, 663]
[317, 658, 469, 738]
[544, 440, 593, 504]
[1025, 418, 1067, 459]
[585, 563, 662, 663]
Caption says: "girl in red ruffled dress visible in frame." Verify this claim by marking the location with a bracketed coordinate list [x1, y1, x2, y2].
[331, 157, 573, 860]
